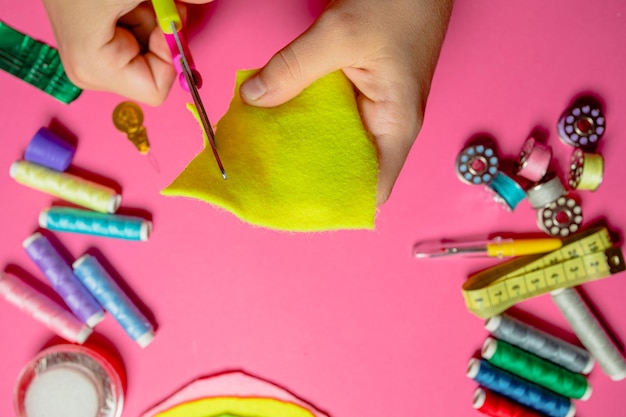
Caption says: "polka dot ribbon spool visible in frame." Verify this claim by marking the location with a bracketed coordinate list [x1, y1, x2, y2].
[456, 143, 499, 186]
[537, 195, 583, 237]
[517, 137, 552, 182]
[557, 99, 605, 149]
[569, 149, 604, 191]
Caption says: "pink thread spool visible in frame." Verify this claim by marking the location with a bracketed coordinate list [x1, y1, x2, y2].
[164, 31, 203, 92]
[0, 271, 92, 344]
[517, 137, 552, 182]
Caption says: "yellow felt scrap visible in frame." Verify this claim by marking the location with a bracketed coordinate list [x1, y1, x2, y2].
[155, 397, 315, 417]
[161, 70, 379, 232]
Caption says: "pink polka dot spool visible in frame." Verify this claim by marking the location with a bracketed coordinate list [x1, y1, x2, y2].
[517, 137, 552, 182]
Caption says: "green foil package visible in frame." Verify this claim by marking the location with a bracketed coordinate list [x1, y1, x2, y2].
[0, 21, 82, 103]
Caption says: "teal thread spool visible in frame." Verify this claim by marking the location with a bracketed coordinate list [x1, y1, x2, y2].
[40, 207, 152, 241]
[482, 337, 591, 400]
[486, 172, 526, 211]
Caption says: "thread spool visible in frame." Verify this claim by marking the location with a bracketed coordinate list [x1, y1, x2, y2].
[557, 99, 605, 149]
[551, 287, 626, 381]
[537, 196, 583, 237]
[482, 337, 591, 400]
[486, 172, 526, 211]
[485, 314, 593, 374]
[568, 149, 604, 191]
[39, 207, 152, 241]
[467, 359, 574, 417]
[0, 271, 92, 344]
[456, 143, 499, 185]
[14, 344, 124, 417]
[526, 175, 566, 209]
[10, 161, 121, 213]
[517, 137, 552, 182]
[23, 233, 104, 327]
[24, 127, 76, 172]
[73, 254, 154, 348]
[473, 387, 545, 417]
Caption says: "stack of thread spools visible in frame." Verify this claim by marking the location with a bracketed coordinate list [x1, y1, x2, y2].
[0, 125, 155, 347]
[455, 96, 606, 237]
[467, 314, 595, 417]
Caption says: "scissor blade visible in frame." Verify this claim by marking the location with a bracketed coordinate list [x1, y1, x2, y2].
[170, 22, 227, 179]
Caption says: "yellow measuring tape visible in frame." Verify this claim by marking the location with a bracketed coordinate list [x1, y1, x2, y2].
[463, 226, 625, 318]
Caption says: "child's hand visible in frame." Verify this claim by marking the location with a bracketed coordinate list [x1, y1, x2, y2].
[240, 0, 453, 205]
[40, 0, 213, 106]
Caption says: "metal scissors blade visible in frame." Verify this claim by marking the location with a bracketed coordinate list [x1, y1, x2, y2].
[170, 21, 227, 179]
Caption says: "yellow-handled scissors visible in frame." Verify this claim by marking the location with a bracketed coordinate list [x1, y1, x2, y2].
[152, 0, 227, 179]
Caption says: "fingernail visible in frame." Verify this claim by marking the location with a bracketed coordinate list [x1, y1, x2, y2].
[241, 76, 267, 101]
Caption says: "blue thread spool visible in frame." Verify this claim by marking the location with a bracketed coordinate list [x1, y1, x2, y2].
[486, 172, 526, 211]
[72, 254, 154, 348]
[467, 358, 574, 417]
[40, 207, 152, 241]
[456, 144, 499, 185]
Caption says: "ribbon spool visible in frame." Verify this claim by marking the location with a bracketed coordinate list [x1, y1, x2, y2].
[456, 143, 499, 185]
[517, 137, 552, 182]
[557, 99, 605, 149]
[486, 172, 526, 211]
[537, 195, 583, 237]
[526, 175, 566, 209]
[568, 149, 604, 191]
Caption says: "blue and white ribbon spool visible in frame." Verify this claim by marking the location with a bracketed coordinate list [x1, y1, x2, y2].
[456, 143, 499, 186]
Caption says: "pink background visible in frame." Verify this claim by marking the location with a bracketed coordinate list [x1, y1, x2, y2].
[1, 1, 626, 416]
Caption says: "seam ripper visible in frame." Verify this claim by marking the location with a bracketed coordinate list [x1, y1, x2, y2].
[412, 236, 563, 259]
[151, 0, 227, 179]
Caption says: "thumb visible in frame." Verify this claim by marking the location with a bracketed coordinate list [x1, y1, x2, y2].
[240, 17, 353, 107]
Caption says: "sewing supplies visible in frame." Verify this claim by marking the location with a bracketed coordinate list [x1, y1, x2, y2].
[23, 232, 105, 327]
[0, 21, 82, 103]
[482, 336, 591, 400]
[10, 160, 122, 213]
[14, 344, 124, 417]
[462, 226, 625, 318]
[536, 195, 583, 237]
[486, 172, 527, 211]
[455, 143, 499, 185]
[164, 31, 203, 92]
[412, 236, 562, 259]
[73, 254, 155, 348]
[0, 271, 92, 344]
[568, 148, 604, 191]
[24, 127, 76, 171]
[517, 137, 552, 182]
[467, 358, 575, 417]
[485, 314, 594, 374]
[112, 101, 150, 154]
[151, 0, 227, 179]
[39, 207, 152, 241]
[551, 287, 626, 381]
[526, 175, 567, 209]
[472, 387, 545, 417]
[557, 97, 605, 149]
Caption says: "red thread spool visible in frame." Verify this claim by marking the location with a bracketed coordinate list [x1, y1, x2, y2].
[473, 387, 544, 417]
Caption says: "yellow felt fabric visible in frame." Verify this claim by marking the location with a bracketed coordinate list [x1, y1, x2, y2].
[155, 397, 314, 417]
[161, 70, 379, 232]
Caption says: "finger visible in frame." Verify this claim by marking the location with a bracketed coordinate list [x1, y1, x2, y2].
[240, 10, 362, 107]
[118, 3, 158, 49]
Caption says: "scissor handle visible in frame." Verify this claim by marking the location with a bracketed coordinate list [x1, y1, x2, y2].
[152, 0, 182, 34]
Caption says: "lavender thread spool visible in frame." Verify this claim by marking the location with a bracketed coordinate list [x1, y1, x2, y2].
[24, 127, 76, 172]
[23, 233, 104, 327]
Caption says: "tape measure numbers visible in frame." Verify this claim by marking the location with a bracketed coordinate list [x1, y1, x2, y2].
[463, 227, 625, 318]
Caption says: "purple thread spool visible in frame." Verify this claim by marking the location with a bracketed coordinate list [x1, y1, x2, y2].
[23, 233, 105, 327]
[24, 127, 76, 171]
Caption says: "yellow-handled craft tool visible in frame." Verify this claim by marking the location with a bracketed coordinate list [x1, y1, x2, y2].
[151, 0, 227, 179]
[413, 236, 563, 259]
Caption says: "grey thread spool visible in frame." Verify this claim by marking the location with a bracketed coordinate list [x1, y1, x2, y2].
[551, 287, 626, 381]
[526, 175, 566, 209]
[485, 314, 594, 374]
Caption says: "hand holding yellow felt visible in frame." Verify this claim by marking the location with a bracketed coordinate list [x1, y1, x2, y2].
[151, 0, 182, 33]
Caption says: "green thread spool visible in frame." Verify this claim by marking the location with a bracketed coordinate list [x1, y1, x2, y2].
[482, 336, 591, 400]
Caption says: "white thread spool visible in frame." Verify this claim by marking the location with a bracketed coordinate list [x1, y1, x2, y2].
[526, 175, 566, 209]
[551, 287, 626, 381]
